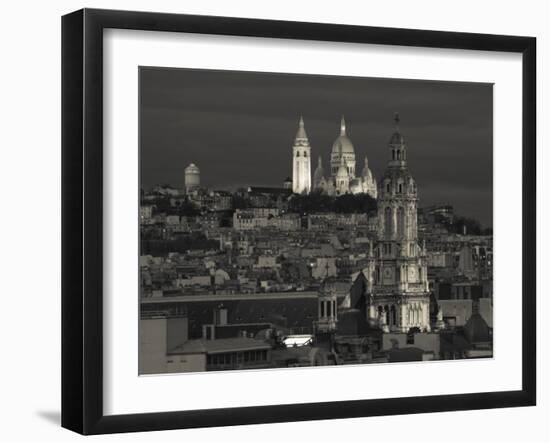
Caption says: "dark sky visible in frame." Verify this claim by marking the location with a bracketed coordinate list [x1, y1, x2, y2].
[140, 67, 493, 227]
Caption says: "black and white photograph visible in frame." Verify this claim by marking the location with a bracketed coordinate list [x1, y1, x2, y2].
[138, 67, 494, 374]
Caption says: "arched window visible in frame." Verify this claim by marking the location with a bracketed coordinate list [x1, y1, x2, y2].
[397, 207, 405, 237]
[391, 305, 397, 326]
[398, 183, 403, 194]
[384, 207, 392, 236]
[296, 151, 300, 157]
[392, 149, 395, 160]
[397, 150, 401, 160]
[386, 183, 391, 193]
[303, 151, 308, 157]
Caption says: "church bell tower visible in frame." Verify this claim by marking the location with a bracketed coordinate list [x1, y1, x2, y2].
[292, 116, 312, 194]
[367, 113, 431, 332]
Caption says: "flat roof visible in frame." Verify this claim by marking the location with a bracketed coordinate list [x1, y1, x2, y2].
[169, 337, 272, 355]
[142, 291, 319, 304]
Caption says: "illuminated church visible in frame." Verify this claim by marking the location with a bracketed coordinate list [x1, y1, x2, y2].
[291, 116, 377, 197]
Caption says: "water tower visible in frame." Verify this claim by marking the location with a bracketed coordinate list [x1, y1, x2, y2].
[184, 163, 200, 193]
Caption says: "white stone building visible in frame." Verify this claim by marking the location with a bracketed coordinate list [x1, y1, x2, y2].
[307, 116, 377, 197]
[291, 116, 312, 194]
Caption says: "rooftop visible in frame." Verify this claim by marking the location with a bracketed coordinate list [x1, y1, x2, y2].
[141, 291, 319, 304]
[169, 337, 272, 355]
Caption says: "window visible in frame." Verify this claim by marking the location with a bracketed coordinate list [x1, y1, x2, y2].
[320, 301, 325, 317]
[392, 149, 395, 160]
[386, 183, 391, 193]
[397, 150, 401, 160]
[398, 183, 403, 193]
[384, 207, 392, 236]
[397, 207, 405, 236]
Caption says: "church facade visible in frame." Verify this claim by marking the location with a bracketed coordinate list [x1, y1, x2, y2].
[291, 116, 377, 197]
[362, 114, 431, 332]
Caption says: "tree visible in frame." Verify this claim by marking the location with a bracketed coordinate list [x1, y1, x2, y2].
[232, 194, 251, 210]
[449, 216, 483, 235]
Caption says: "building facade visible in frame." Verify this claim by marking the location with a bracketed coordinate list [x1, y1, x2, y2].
[365, 114, 431, 332]
[311, 116, 377, 197]
[290, 116, 377, 197]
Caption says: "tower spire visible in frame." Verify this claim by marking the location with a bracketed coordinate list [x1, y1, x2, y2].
[340, 115, 346, 135]
[394, 112, 400, 131]
[295, 115, 308, 140]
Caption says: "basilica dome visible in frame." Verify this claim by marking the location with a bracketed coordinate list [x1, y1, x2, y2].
[331, 116, 355, 154]
[331, 134, 355, 154]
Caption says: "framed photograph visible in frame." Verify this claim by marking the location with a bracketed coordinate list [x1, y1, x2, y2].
[61, 8, 536, 435]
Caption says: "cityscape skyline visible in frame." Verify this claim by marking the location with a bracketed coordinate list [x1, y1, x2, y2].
[140, 67, 493, 227]
[139, 66, 493, 374]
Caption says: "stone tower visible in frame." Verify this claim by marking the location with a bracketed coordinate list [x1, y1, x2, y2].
[366, 113, 431, 332]
[184, 163, 200, 193]
[313, 156, 325, 190]
[292, 116, 311, 194]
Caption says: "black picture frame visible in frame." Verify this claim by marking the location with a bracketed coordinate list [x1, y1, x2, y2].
[61, 8, 536, 435]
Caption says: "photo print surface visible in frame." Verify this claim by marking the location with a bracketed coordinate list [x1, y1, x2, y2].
[138, 67, 493, 374]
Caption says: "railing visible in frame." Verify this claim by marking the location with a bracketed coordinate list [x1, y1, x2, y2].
[407, 283, 426, 290]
